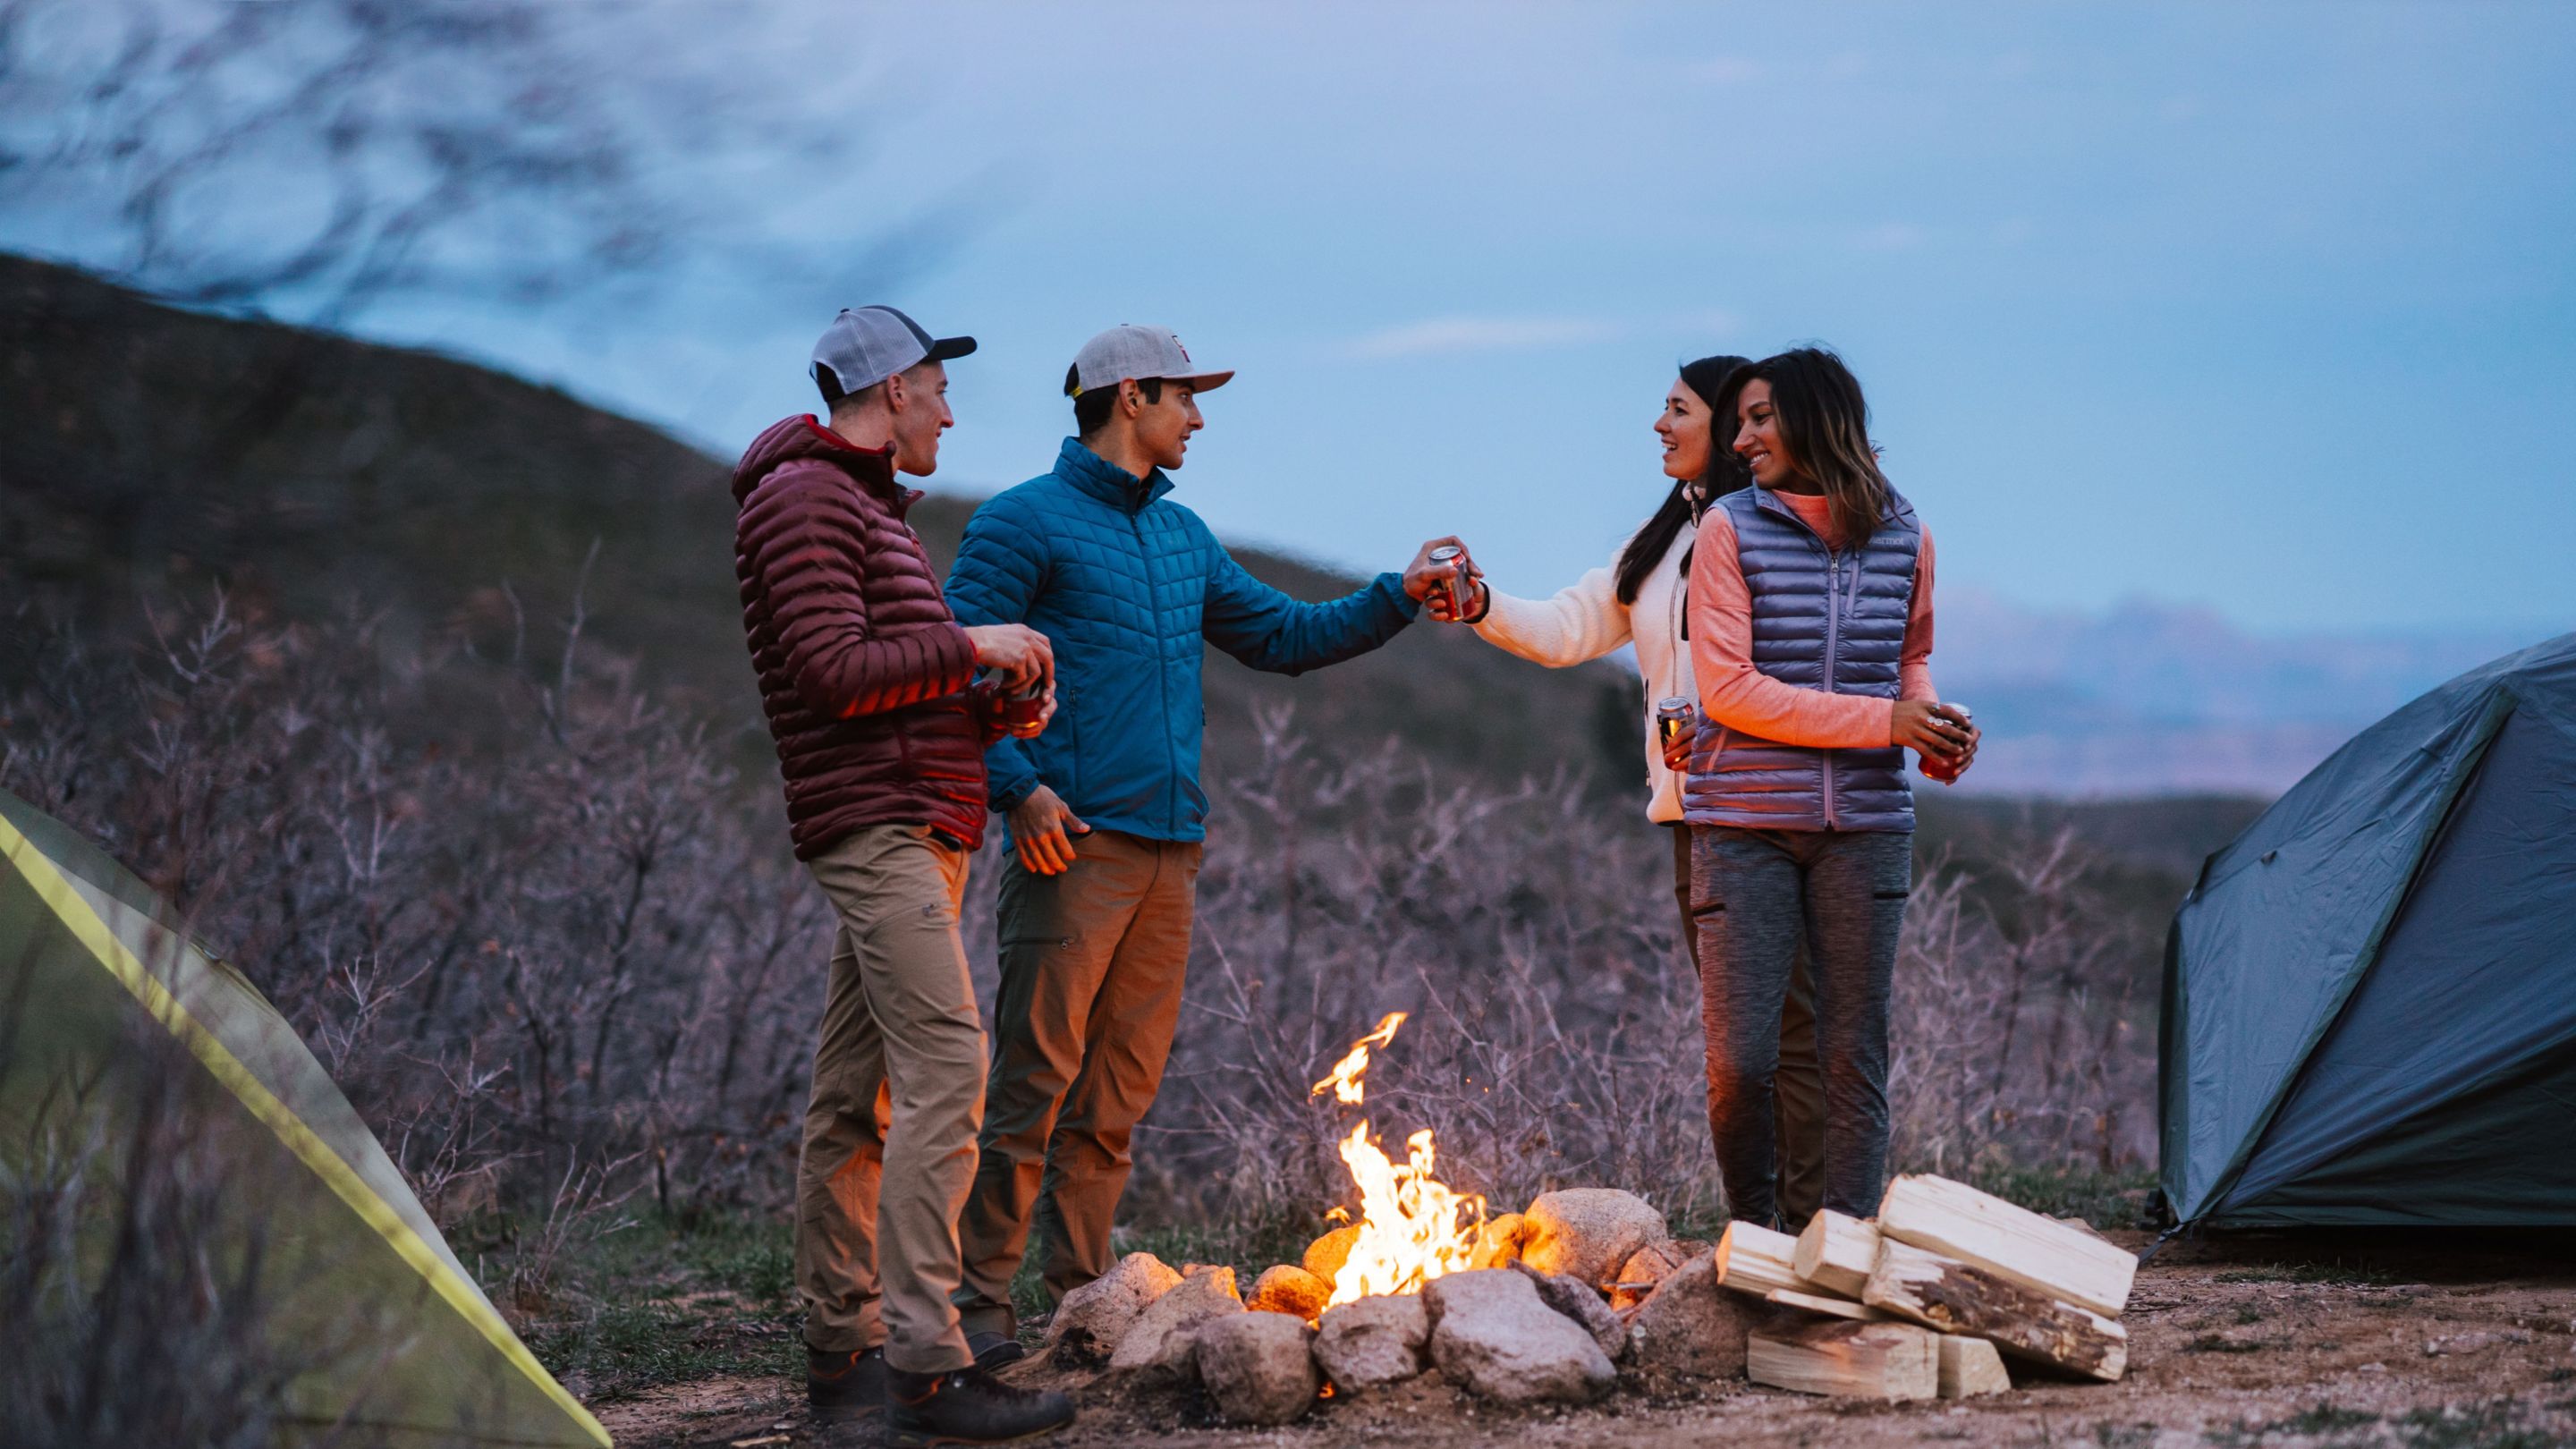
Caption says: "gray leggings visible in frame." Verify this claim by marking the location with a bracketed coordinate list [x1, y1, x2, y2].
[1689, 825, 1911, 1224]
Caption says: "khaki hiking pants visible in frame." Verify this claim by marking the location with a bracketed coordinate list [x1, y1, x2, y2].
[954, 829, 1203, 1335]
[794, 824, 985, 1374]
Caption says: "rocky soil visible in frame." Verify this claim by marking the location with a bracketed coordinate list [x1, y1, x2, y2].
[597, 1228, 2576, 1448]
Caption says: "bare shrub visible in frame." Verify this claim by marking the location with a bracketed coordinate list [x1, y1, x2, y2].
[1, 579, 2155, 1259]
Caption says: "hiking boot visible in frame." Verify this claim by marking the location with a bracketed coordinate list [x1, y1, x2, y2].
[887, 1364, 1075, 1446]
[966, 1329, 1027, 1370]
[806, 1344, 887, 1422]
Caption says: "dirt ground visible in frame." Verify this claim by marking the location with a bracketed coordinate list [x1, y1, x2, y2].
[597, 1229, 2576, 1448]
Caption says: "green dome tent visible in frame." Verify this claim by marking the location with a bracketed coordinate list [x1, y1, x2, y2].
[2161, 632, 2576, 1228]
[0, 787, 610, 1446]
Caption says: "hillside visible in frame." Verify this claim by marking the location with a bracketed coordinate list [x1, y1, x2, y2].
[0, 253, 1641, 802]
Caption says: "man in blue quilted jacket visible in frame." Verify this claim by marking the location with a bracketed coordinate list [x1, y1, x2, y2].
[944, 325, 1458, 1357]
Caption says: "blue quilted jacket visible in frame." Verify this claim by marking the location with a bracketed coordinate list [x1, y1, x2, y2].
[945, 438, 1419, 843]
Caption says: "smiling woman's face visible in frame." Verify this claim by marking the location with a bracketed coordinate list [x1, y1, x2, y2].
[1655, 377, 1712, 482]
[1734, 377, 1797, 487]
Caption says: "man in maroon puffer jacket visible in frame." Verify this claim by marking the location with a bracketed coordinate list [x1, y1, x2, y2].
[733, 305, 1072, 1443]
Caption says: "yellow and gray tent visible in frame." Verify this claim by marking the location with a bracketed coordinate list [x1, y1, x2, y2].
[0, 786, 610, 1447]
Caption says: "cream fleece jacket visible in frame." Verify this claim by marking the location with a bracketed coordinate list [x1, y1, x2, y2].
[1474, 520, 1697, 823]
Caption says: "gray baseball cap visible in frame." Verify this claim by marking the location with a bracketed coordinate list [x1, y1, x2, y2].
[1065, 324, 1233, 397]
[810, 306, 975, 397]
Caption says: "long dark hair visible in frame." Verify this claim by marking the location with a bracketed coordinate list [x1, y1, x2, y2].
[1716, 346, 1892, 546]
[1614, 353, 1750, 605]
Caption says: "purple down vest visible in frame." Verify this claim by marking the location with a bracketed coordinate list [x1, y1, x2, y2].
[1682, 484, 1922, 833]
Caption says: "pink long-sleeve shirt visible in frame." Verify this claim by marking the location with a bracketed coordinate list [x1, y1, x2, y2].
[1689, 492, 1936, 750]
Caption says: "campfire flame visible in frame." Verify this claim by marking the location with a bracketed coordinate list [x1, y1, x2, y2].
[1311, 1013, 1485, 1306]
[1310, 1011, 1404, 1105]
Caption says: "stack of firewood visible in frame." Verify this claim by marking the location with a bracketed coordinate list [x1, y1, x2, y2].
[1710, 1174, 2136, 1402]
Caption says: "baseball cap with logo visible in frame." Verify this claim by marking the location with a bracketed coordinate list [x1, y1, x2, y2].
[1065, 325, 1234, 397]
[810, 306, 976, 400]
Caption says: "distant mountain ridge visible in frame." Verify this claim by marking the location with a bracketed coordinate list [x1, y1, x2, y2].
[0, 253, 1640, 804]
[1935, 588, 2546, 795]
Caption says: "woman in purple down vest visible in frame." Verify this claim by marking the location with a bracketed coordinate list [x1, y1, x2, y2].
[1445, 353, 1838, 1233]
[1682, 348, 1981, 1225]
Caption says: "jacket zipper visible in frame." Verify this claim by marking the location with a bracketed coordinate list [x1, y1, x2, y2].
[1126, 490, 1179, 832]
[1821, 544, 1843, 829]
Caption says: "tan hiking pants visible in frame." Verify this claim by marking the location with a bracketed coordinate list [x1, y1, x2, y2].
[794, 824, 985, 1374]
[953, 829, 1203, 1335]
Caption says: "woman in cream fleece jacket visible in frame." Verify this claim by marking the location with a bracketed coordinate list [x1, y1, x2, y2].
[1454, 352, 1830, 1230]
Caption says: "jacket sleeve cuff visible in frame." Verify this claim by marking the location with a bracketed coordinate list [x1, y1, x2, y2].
[986, 738, 1039, 813]
[1375, 572, 1422, 625]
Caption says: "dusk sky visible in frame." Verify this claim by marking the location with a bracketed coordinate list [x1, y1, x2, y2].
[17, 2, 2574, 639]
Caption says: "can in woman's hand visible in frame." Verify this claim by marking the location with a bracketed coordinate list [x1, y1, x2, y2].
[1656, 696, 1698, 754]
[1426, 545, 1475, 621]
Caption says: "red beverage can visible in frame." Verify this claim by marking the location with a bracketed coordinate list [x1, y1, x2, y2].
[997, 682, 1047, 733]
[1427, 545, 1472, 620]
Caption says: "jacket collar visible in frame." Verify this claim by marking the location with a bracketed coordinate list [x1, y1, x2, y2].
[1747, 480, 1915, 542]
[1054, 436, 1174, 514]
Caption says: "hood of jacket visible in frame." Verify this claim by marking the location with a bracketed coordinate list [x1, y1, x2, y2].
[732, 414, 916, 511]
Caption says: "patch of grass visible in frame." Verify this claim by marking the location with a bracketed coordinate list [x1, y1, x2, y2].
[2186, 1333, 2270, 1354]
[2273, 1404, 2382, 1436]
[481, 1208, 804, 1402]
[2392, 1400, 2562, 1449]
[1967, 1165, 2157, 1228]
[2213, 1257, 2400, 1287]
[2093, 1423, 2157, 1449]
[2233, 1304, 2266, 1325]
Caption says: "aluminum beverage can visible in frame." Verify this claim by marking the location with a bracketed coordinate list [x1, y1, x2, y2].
[1656, 696, 1697, 752]
[1427, 544, 1470, 620]
[997, 681, 1047, 733]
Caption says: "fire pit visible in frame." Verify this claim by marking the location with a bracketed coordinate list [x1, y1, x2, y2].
[1026, 1013, 2140, 1428]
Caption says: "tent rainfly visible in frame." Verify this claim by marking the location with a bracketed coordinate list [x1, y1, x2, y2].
[2161, 632, 2576, 1228]
[0, 786, 609, 1446]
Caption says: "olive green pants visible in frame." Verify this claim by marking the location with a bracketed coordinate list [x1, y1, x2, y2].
[953, 829, 1204, 1337]
[794, 825, 984, 1374]
[1673, 823, 1825, 1231]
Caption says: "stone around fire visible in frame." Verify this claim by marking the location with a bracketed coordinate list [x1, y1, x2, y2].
[1625, 1250, 1765, 1384]
[1423, 1268, 1616, 1405]
[1194, 1311, 1321, 1426]
[1468, 1211, 1527, 1269]
[1303, 1224, 1362, 1285]
[1313, 1293, 1432, 1394]
[1046, 1251, 1183, 1368]
[1510, 1261, 1629, 1362]
[1519, 1189, 1668, 1289]
[1108, 1266, 1243, 1384]
[1610, 1237, 1712, 1312]
[1246, 1263, 1332, 1320]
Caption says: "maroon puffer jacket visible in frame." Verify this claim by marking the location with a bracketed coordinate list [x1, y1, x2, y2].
[733, 415, 992, 857]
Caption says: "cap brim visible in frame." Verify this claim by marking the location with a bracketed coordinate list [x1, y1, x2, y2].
[1172, 369, 1233, 392]
[926, 335, 977, 362]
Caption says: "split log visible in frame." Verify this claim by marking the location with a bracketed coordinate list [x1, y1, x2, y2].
[1792, 1209, 1881, 1298]
[1713, 1221, 1824, 1300]
[1937, 1335, 2012, 1399]
[1876, 1174, 2136, 1318]
[1747, 1319, 1939, 1401]
[1767, 1288, 1891, 1322]
[1860, 1240, 2127, 1382]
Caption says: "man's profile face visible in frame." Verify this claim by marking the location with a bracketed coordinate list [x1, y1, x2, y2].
[1131, 379, 1201, 472]
[891, 360, 953, 477]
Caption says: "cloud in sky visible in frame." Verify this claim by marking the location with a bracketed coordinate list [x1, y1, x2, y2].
[1344, 309, 1742, 360]
[1345, 315, 1623, 359]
